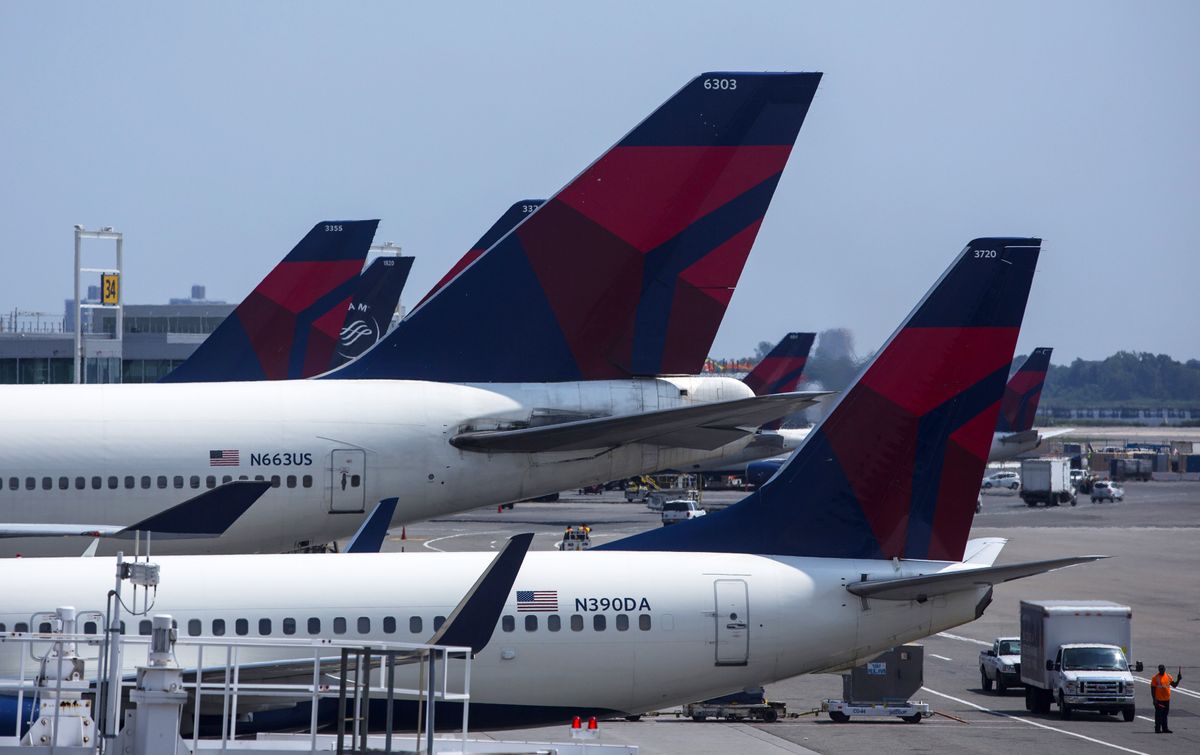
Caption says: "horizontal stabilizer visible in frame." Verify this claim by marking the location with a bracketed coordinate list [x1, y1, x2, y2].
[1039, 427, 1074, 440]
[344, 498, 398, 553]
[450, 391, 831, 453]
[846, 555, 1106, 601]
[0, 481, 270, 539]
[429, 533, 534, 654]
[998, 429, 1040, 446]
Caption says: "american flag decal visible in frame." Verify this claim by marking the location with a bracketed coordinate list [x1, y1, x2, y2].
[516, 590, 558, 612]
[209, 449, 240, 467]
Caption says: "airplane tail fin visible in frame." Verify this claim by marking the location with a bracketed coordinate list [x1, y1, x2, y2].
[330, 256, 414, 369]
[415, 200, 545, 309]
[604, 238, 1041, 562]
[161, 220, 378, 382]
[331, 72, 822, 382]
[744, 333, 815, 396]
[996, 347, 1052, 433]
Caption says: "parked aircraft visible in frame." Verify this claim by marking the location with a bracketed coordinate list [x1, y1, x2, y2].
[0, 237, 1102, 731]
[0, 72, 825, 556]
[330, 256, 414, 368]
[989, 347, 1072, 460]
[160, 221, 380, 383]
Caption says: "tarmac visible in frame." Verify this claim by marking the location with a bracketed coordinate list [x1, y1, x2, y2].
[376, 475, 1200, 754]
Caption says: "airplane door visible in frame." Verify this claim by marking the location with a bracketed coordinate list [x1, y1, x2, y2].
[329, 449, 366, 513]
[714, 579, 749, 666]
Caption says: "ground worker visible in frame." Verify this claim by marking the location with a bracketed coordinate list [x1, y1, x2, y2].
[1151, 664, 1182, 733]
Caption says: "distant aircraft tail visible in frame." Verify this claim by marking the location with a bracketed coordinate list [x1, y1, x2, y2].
[744, 332, 816, 430]
[604, 238, 1041, 561]
[995, 347, 1052, 433]
[330, 255, 414, 369]
[161, 221, 378, 382]
[415, 200, 545, 309]
[331, 72, 822, 381]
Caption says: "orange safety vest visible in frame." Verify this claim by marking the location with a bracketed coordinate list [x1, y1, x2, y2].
[1151, 672, 1174, 702]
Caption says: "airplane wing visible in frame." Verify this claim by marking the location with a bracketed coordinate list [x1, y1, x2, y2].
[0, 481, 270, 539]
[450, 391, 832, 453]
[845, 555, 1107, 602]
[1038, 427, 1075, 440]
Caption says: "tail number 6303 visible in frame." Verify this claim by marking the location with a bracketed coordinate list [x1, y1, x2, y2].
[703, 78, 737, 90]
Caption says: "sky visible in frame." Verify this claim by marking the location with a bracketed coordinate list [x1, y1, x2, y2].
[2, 1, 1197, 364]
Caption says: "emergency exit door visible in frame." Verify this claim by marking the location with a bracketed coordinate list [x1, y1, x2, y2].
[714, 579, 749, 666]
[329, 449, 366, 513]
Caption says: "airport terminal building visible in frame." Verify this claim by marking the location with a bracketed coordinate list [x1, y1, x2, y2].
[0, 286, 233, 384]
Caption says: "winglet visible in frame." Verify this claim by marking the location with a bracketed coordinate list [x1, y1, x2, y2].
[428, 533, 534, 654]
[344, 498, 399, 553]
[116, 480, 272, 539]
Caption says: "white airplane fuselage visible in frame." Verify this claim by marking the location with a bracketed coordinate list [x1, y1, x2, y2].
[0, 550, 990, 724]
[0, 377, 756, 557]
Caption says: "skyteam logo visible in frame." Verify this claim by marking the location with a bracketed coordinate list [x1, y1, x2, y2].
[340, 320, 375, 348]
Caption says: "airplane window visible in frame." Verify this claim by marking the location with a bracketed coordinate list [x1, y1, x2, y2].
[235, 619, 248, 636]
[124, 476, 134, 489]
[307, 618, 321, 635]
[282, 618, 296, 635]
[616, 614, 629, 631]
[206, 476, 216, 489]
[356, 617, 369, 634]
[639, 614, 651, 631]
[351, 475, 361, 487]
[570, 615, 583, 632]
[91, 476, 101, 490]
[409, 617, 422, 633]
[41, 477, 52, 490]
[286, 475, 297, 489]
[189, 475, 200, 489]
[525, 615, 538, 632]
[40, 622, 52, 633]
[238, 475, 248, 481]
[138, 620, 152, 636]
[24, 477, 34, 491]
[58, 476, 68, 490]
[383, 617, 396, 634]
[7, 477, 16, 490]
[547, 615, 561, 632]
[270, 475, 281, 488]
[593, 615, 606, 631]
[433, 616, 445, 630]
[84, 621, 97, 634]
[302, 475, 313, 488]
[173, 476, 184, 489]
[0, 623, 5, 632]
[187, 619, 201, 637]
[333, 617, 346, 634]
[141, 476, 151, 489]
[501, 616, 515, 632]
[105, 476, 116, 489]
[259, 619, 272, 635]
[254, 475, 265, 482]
[157, 476, 167, 489]
[212, 619, 225, 636]
[14, 622, 28, 633]
[76, 477, 85, 490]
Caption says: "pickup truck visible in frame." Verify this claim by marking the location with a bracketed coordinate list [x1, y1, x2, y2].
[980, 637, 1022, 692]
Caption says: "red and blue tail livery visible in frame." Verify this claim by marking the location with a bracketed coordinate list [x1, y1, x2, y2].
[330, 255, 413, 369]
[743, 332, 815, 396]
[604, 238, 1041, 562]
[996, 347, 1052, 433]
[331, 73, 822, 382]
[415, 200, 545, 309]
[162, 220, 378, 382]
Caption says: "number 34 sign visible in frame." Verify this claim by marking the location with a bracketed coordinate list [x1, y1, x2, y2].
[101, 273, 120, 305]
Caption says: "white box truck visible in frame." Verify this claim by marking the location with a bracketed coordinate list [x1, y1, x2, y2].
[1020, 600, 1141, 721]
[1019, 459, 1076, 507]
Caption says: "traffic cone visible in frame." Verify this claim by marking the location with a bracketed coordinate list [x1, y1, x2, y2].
[400, 526, 406, 540]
